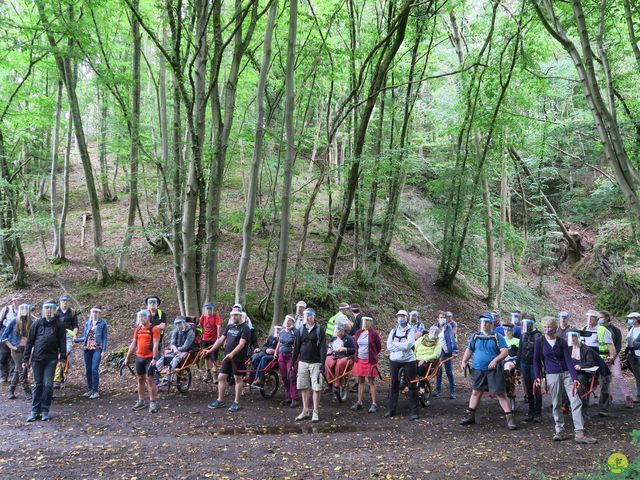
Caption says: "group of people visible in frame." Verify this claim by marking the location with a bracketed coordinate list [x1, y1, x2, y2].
[459, 309, 640, 444]
[0, 294, 107, 421]
[3, 292, 640, 446]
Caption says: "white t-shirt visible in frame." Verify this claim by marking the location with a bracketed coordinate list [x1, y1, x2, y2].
[331, 337, 345, 352]
[439, 330, 448, 354]
[584, 326, 612, 348]
[627, 327, 640, 357]
[546, 338, 557, 348]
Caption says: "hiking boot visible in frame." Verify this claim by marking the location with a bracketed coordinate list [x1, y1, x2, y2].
[229, 402, 241, 413]
[24, 388, 32, 401]
[368, 403, 378, 413]
[351, 402, 363, 411]
[432, 391, 441, 398]
[409, 413, 419, 421]
[290, 400, 299, 408]
[82, 391, 93, 398]
[132, 400, 146, 411]
[574, 431, 597, 444]
[460, 409, 476, 425]
[207, 399, 225, 409]
[149, 401, 158, 413]
[89, 391, 100, 399]
[7, 388, 16, 400]
[295, 410, 310, 421]
[311, 410, 320, 423]
[553, 431, 571, 441]
[625, 396, 633, 408]
[26, 412, 40, 422]
[449, 393, 457, 400]
[41, 412, 50, 421]
[506, 413, 518, 431]
[384, 411, 396, 418]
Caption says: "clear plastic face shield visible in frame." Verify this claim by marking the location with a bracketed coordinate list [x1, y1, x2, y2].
[409, 312, 418, 325]
[396, 315, 408, 327]
[511, 313, 521, 325]
[90, 307, 102, 320]
[137, 311, 149, 324]
[174, 319, 186, 330]
[18, 303, 31, 318]
[42, 303, 56, 318]
[557, 313, 570, 328]
[203, 305, 213, 315]
[147, 298, 159, 310]
[567, 331, 580, 346]
[504, 326, 514, 338]
[522, 319, 535, 334]
[586, 314, 598, 328]
[480, 318, 493, 333]
[231, 312, 242, 324]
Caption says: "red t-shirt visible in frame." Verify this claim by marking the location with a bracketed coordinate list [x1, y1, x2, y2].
[134, 324, 160, 358]
[200, 313, 222, 341]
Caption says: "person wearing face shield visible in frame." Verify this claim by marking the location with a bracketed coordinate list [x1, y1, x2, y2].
[556, 312, 572, 339]
[125, 310, 161, 413]
[407, 311, 426, 339]
[294, 301, 307, 332]
[74, 307, 109, 399]
[510, 311, 522, 339]
[53, 295, 78, 388]
[155, 317, 195, 381]
[386, 310, 419, 421]
[434, 311, 458, 399]
[460, 313, 516, 430]
[1, 303, 32, 400]
[515, 315, 542, 422]
[22, 302, 67, 422]
[599, 311, 633, 409]
[582, 310, 615, 416]
[533, 316, 597, 444]
[200, 302, 222, 383]
[351, 316, 382, 413]
[416, 325, 442, 376]
[626, 312, 640, 403]
[0, 295, 23, 383]
[566, 330, 597, 413]
[207, 307, 252, 413]
[276, 315, 299, 408]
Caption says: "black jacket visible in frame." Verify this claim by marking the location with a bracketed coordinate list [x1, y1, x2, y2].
[516, 329, 541, 369]
[328, 334, 356, 359]
[23, 317, 67, 364]
[292, 324, 326, 365]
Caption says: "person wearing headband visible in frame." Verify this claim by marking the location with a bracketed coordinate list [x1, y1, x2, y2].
[22, 302, 67, 422]
[626, 312, 640, 403]
[294, 301, 307, 331]
[326, 303, 353, 339]
[386, 310, 419, 421]
[199, 302, 222, 383]
[566, 329, 596, 412]
[434, 311, 458, 399]
[144, 296, 166, 340]
[351, 316, 382, 413]
[460, 313, 516, 430]
[276, 315, 299, 407]
[515, 315, 542, 422]
[1, 303, 32, 400]
[582, 310, 616, 416]
[533, 316, 597, 444]
[74, 307, 108, 399]
[0, 294, 23, 383]
[155, 317, 196, 380]
[53, 295, 79, 389]
[124, 310, 161, 413]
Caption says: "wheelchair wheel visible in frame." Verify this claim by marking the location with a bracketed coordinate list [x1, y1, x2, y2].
[419, 380, 432, 408]
[335, 378, 349, 403]
[176, 369, 192, 394]
[260, 371, 279, 399]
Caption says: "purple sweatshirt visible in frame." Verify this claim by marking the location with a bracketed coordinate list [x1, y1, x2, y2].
[533, 335, 578, 382]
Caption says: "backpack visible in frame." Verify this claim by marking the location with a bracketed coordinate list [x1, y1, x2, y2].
[470, 333, 500, 353]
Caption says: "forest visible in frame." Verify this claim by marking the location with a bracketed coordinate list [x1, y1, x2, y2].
[2, 0, 640, 324]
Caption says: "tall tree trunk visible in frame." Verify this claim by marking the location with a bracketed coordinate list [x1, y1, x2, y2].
[495, 140, 508, 308]
[117, 0, 142, 273]
[50, 80, 63, 261]
[272, 0, 298, 324]
[235, 0, 278, 306]
[98, 91, 114, 202]
[37, 0, 109, 284]
[481, 168, 497, 310]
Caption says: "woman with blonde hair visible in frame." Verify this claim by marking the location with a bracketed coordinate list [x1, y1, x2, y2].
[0, 303, 32, 400]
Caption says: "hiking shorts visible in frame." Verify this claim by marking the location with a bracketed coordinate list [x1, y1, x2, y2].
[471, 367, 506, 395]
[297, 361, 323, 391]
[220, 357, 246, 377]
[135, 357, 154, 377]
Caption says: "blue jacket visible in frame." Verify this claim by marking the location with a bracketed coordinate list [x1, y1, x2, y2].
[0, 319, 22, 347]
[75, 318, 108, 351]
[441, 323, 458, 355]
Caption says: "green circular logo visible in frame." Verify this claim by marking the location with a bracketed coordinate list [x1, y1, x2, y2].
[607, 453, 629, 474]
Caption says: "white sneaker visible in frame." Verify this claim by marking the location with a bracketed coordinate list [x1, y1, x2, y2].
[312, 410, 319, 423]
[82, 391, 92, 397]
[89, 392, 100, 399]
[295, 410, 310, 421]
